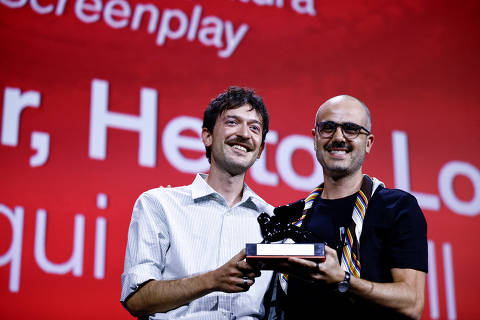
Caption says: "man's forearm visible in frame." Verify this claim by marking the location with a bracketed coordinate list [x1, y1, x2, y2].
[125, 272, 215, 317]
[349, 268, 426, 319]
[124, 249, 257, 317]
[287, 247, 426, 319]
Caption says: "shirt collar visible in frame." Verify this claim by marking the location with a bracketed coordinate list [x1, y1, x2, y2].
[191, 173, 217, 200]
[191, 173, 266, 210]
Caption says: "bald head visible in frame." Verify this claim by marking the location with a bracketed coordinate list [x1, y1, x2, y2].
[312, 95, 374, 181]
[315, 95, 371, 131]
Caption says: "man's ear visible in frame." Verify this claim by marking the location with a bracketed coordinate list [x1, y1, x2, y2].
[202, 128, 212, 147]
[256, 143, 265, 159]
[365, 134, 374, 154]
[312, 128, 317, 151]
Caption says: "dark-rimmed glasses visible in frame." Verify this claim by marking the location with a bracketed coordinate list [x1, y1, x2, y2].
[316, 121, 370, 139]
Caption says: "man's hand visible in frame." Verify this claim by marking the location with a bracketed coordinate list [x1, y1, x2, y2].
[125, 249, 261, 317]
[274, 245, 426, 319]
[209, 249, 261, 292]
[272, 245, 343, 284]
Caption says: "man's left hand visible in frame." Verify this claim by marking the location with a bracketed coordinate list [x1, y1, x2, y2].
[282, 245, 345, 285]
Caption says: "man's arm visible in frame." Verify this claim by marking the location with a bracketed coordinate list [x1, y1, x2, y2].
[286, 246, 426, 319]
[124, 249, 260, 317]
[349, 266, 425, 319]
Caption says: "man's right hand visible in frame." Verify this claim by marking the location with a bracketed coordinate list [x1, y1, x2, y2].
[125, 249, 261, 316]
[209, 249, 261, 293]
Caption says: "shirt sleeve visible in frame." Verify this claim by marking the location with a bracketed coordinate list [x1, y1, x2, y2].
[120, 191, 169, 303]
[387, 192, 428, 273]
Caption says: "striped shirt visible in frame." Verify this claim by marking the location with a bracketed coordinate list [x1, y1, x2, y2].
[121, 173, 274, 320]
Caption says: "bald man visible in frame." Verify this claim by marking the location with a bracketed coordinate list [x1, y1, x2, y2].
[271, 96, 428, 319]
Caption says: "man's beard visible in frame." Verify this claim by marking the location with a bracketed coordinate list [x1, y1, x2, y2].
[320, 140, 364, 179]
[212, 146, 257, 177]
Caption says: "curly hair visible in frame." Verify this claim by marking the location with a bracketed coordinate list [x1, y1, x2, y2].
[202, 86, 269, 162]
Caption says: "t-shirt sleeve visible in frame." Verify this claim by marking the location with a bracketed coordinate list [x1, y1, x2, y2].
[387, 192, 428, 273]
[120, 191, 169, 304]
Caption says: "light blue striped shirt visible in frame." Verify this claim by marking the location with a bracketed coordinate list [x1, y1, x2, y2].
[121, 174, 274, 320]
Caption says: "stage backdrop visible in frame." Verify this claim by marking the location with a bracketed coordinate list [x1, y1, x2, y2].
[1, 0, 479, 319]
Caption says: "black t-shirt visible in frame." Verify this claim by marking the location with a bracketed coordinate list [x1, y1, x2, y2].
[283, 186, 428, 319]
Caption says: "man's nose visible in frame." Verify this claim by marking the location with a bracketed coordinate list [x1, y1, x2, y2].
[237, 123, 250, 138]
[331, 126, 345, 140]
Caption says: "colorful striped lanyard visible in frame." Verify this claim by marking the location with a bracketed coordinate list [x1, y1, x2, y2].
[293, 175, 373, 277]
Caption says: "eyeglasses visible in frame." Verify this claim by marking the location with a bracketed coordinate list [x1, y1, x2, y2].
[315, 121, 370, 139]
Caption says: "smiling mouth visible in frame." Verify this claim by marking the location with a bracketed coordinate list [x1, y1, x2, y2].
[329, 150, 347, 154]
[325, 141, 352, 154]
[232, 144, 248, 152]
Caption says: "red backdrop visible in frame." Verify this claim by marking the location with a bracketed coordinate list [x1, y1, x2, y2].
[1, 0, 479, 319]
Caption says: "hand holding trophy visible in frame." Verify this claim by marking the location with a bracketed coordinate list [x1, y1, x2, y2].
[246, 200, 325, 269]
